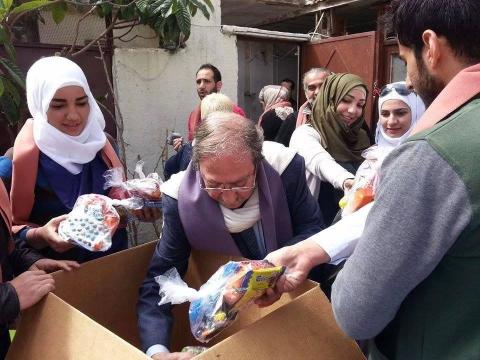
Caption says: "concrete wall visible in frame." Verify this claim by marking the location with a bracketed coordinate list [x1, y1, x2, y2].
[237, 40, 274, 122]
[112, 0, 238, 241]
[274, 43, 300, 110]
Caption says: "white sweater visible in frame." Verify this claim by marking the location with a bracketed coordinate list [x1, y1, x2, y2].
[289, 124, 354, 199]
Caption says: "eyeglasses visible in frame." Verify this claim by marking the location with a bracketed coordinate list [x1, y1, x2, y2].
[199, 168, 257, 195]
[380, 83, 413, 97]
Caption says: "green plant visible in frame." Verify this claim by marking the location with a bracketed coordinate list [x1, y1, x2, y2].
[1, 0, 48, 127]
[97, 0, 214, 50]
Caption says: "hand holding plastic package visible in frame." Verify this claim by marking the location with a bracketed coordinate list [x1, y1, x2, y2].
[103, 161, 162, 202]
[156, 261, 285, 343]
[58, 194, 142, 252]
[341, 145, 390, 217]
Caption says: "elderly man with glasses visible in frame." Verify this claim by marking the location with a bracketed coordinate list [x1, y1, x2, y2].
[137, 112, 324, 360]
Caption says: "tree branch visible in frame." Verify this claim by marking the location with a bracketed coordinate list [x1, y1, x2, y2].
[7, 0, 62, 28]
[70, 11, 118, 57]
[96, 99, 116, 122]
[113, 21, 137, 40]
[67, 4, 98, 56]
[113, 20, 140, 30]
[96, 41, 128, 174]
[115, 33, 157, 42]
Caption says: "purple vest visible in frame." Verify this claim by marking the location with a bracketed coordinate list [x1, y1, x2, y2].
[178, 160, 293, 256]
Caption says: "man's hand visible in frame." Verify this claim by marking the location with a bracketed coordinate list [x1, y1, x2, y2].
[32, 215, 75, 253]
[152, 351, 195, 360]
[173, 137, 184, 152]
[29, 259, 80, 273]
[256, 239, 331, 307]
[9, 270, 55, 310]
[133, 208, 162, 223]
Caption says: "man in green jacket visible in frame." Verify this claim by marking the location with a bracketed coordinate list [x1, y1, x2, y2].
[259, 0, 480, 358]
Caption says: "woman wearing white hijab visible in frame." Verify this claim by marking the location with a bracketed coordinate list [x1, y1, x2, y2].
[1, 56, 128, 263]
[376, 81, 425, 151]
[264, 82, 426, 290]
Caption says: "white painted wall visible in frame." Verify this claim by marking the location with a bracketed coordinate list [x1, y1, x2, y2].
[112, 0, 238, 242]
[237, 40, 274, 122]
[274, 43, 300, 110]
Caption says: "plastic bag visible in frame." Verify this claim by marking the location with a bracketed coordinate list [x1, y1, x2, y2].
[341, 145, 390, 217]
[156, 260, 285, 343]
[103, 161, 162, 202]
[58, 194, 142, 251]
[181, 346, 208, 355]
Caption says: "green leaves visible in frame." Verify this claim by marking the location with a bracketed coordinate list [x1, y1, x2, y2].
[133, 0, 212, 50]
[173, 0, 190, 38]
[10, 0, 50, 15]
[135, 0, 149, 13]
[50, 1, 68, 24]
[189, 0, 210, 19]
[2, 0, 13, 13]
[202, 0, 213, 12]
[0, 0, 61, 127]
[0, 57, 25, 89]
[0, 26, 7, 43]
[0, 74, 23, 126]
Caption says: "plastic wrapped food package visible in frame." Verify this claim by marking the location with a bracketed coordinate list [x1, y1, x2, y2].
[181, 346, 208, 355]
[341, 146, 390, 217]
[58, 194, 142, 251]
[156, 260, 285, 343]
[103, 161, 162, 204]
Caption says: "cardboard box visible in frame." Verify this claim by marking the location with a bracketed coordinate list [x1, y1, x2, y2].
[7, 241, 364, 359]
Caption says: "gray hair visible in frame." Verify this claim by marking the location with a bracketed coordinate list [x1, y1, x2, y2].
[193, 112, 264, 167]
[302, 67, 332, 91]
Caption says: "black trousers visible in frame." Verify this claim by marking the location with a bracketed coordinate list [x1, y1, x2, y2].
[0, 327, 10, 360]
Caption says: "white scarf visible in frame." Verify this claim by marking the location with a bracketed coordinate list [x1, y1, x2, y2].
[26, 56, 106, 174]
[161, 141, 297, 233]
[220, 188, 261, 233]
[375, 82, 426, 152]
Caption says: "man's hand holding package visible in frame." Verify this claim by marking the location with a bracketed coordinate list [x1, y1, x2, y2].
[256, 239, 331, 307]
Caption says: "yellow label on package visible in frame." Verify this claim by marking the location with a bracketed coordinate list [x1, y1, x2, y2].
[231, 266, 284, 310]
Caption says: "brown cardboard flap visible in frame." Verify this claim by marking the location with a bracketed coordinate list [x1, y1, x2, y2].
[7, 243, 363, 359]
[51, 240, 157, 347]
[197, 286, 365, 360]
[7, 293, 149, 360]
